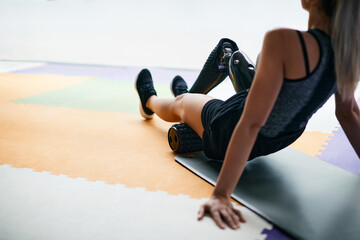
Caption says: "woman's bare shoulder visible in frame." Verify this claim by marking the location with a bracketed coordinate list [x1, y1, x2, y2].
[266, 28, 298, 35]
[262, 28, 300, 54]
[261, 28, 299, 62]
[264, 28, 299, 44]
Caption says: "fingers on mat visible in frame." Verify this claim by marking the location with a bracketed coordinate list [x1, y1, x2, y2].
[233, 208, 246, 223]
[197, 205, 205, 220]
[220, 208, 238, 229]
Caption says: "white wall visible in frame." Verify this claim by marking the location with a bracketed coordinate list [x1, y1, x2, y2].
[0, 0, 308, 69]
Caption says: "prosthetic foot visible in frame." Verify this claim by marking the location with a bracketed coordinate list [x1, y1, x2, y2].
[229, 50, 256, 92]
[189, 38, 239, 94]
[168, 123, 203, 153]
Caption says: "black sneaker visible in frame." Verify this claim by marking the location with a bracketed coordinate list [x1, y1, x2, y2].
[170, 75, 189, 97]
[135, 69, 157, 119]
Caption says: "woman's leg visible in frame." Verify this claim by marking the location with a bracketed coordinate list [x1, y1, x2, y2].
[189, 38, 238, 94]
[228, 50, 256, 92]
[181, 39, 256, 94]
[147, 93, 215, 137]
[135, 68, 215, 137]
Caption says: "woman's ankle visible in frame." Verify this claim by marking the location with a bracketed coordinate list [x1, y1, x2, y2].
[146, 95, 157, 110]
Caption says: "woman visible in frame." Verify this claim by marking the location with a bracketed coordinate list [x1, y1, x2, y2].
[135, 0, 360, 229]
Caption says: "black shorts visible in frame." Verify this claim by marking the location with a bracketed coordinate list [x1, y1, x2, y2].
[201, 90, 305, 160]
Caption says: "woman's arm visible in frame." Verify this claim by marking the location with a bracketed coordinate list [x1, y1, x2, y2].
[335, 92, 360, 157]
[198, 29, 288, 229]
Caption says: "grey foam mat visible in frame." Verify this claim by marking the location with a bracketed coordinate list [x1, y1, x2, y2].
[175, 148, 360, 240]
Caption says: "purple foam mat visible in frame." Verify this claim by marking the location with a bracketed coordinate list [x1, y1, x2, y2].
[318, 97, 360, 175]
[11, 62, 200, 84]
[262, 228, 292, 240]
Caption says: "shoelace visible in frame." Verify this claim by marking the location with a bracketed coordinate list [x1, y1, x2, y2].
[139, 84, 155, 94]
[175, 86, 188, 92]
[174, 85, 188, 95]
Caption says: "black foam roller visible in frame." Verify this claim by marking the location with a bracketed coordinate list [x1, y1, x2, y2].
[168, 123, 203, 153]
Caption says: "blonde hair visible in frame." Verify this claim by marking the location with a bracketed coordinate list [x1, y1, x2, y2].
[323, 0, 360, 99]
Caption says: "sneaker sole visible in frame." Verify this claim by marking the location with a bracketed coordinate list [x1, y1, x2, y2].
[134, 72, 154, 120]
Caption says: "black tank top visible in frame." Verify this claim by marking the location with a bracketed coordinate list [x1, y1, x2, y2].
[259, 28, 337, 138]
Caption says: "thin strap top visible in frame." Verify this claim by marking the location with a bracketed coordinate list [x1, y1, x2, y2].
[259, 28, 337, 138]
[296, 30, 310, 76]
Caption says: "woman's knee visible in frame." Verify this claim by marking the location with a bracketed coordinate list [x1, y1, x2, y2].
[173, 93, 190, 120]
[176, 93, 212, 122]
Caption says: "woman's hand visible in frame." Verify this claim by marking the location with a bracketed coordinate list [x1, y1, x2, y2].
[197, 195, 246, 230]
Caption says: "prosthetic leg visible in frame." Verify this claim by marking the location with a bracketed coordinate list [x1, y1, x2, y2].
[228, 50, 256, 92]
[189, 38, 239, 94]
[168, 42, 257, 154]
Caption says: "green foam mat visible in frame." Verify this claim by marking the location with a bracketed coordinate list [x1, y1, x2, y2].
[13, 77, 172, 113]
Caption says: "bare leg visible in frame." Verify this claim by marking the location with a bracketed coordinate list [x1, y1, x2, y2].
[146, 93, 215, 137]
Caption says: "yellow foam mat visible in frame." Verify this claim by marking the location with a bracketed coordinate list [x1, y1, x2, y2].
[0, 73, 88, 101]
[0, 101, 214, 198]
[290, 131, 333, 157]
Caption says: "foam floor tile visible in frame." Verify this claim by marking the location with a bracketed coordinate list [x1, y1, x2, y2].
[12, 77, 173, 114]
[316, 97, 360, 175]
[0, 102, 214, 198]
[11, 62, 200, 84]
[0, 164, 272, 240]
[0, 61, 46, 73]
[0, 73, 88, 102]
[289, 131, 333, 157]
[317, 125, 360, 175]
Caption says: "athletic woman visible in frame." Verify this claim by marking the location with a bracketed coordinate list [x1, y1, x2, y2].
[135, 0, 360, 229]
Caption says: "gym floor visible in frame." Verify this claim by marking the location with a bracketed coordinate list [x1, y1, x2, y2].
[1, 1, 359, 239]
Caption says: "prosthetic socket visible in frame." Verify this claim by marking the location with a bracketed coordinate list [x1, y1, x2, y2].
[189, 38, 256, 94]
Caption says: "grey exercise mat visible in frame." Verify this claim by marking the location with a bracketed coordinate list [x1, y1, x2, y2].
[175, 148, 360, 240]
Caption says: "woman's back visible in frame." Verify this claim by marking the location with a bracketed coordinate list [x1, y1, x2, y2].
[260, 28, 337, 138]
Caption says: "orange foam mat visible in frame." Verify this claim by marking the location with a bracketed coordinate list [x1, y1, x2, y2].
[0, 73, 88, 102]
[290, 131, 332, 157]
[0, 102, 214, 198]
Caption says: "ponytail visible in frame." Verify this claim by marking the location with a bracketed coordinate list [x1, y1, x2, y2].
[331, 0, 360, 99]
